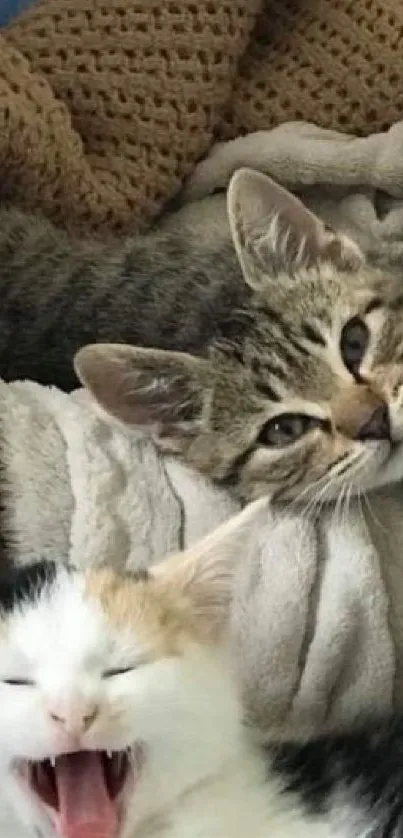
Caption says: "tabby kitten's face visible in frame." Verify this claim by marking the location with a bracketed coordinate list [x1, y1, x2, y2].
[75, 169, 403, 505]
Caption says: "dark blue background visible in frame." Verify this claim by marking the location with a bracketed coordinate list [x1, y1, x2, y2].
[0, 0, 35, 27]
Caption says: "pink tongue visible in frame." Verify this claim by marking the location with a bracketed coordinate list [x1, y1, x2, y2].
[55, 752, 118, 838]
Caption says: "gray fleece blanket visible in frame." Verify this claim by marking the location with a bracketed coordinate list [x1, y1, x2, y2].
[1, 377, 403, 747]
[1, 379, 403, 838]
[183, 120, 403, 270]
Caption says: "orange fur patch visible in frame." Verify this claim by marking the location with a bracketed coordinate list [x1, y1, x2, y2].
[84, 567, 197, 658]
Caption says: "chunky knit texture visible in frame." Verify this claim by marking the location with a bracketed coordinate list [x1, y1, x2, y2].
[0, 0, 402, 232]
[218, 0, 403, 142]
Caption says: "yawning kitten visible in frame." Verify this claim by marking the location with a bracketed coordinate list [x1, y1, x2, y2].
[1, 502, 403, 838]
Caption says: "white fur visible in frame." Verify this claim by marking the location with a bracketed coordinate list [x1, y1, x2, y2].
[0, 564, 350, 838]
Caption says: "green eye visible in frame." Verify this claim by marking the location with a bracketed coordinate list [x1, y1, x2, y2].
[340, 317, 369, 372]
[258, 414, 322, 447]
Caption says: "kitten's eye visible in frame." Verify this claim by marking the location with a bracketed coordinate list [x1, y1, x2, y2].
[2, 678, 34, 686]
[103, 667, 135, 679]
[340, 317, 369, 372]
[258, 414, 322, 447]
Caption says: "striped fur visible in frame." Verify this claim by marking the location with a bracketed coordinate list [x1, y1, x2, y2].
[3, 170, 403, 502]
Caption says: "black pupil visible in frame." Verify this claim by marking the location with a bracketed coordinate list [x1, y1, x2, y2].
[340, 317, 369, 371]
[259, 413, 319, 447]
[277, 417, 301, 440]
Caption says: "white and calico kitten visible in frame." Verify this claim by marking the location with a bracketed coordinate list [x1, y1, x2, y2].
[0, 500, 401, 838]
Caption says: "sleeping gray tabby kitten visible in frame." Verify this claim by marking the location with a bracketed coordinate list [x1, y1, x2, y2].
[3, 168, 403, 502]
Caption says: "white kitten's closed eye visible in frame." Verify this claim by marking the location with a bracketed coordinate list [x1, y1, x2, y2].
[103, 666, 140, 678]
[103, 652, 150, 678]
[2, 662, 148, 684]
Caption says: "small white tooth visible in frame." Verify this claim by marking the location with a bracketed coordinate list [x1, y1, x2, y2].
[107, 751, 112, 759]
[50, 757, 55, 768]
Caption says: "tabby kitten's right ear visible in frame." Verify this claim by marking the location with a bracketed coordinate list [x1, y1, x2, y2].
[227, 168, 364, 291]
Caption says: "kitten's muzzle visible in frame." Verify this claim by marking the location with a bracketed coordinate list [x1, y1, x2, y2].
[333, 385, 391, 442]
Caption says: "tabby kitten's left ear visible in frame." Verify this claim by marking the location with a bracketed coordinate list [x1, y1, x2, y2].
[74, 343, 210, 452]
[227, 168, 364, 292]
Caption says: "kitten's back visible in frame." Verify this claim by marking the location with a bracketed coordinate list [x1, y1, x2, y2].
[0, 199, 245, 391]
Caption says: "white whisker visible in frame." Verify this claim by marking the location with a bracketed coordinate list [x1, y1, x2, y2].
[361, 490, 388, 533]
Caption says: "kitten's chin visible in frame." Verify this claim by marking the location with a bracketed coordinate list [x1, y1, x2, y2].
[16, 745, 145, 838]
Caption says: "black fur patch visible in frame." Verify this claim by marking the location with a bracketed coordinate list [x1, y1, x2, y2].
[0, 560, 59, 614]
[270, 718, 403, 833]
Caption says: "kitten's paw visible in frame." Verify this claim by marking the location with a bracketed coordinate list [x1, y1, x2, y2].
[182, 141, 230, 202]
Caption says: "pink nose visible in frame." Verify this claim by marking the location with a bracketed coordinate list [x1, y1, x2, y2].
[49, 703, 98, 735]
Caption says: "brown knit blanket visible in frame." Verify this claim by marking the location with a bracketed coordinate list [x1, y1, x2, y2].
[1, 0, 402, 233]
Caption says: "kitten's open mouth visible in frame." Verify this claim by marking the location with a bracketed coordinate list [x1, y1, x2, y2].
[22, 748, 141, 838]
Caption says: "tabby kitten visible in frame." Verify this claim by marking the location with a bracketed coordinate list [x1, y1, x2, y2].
[0, 196, 245, 392]
[1, 501, 403, 838]
[4, 168, 403, 503]
[73, 168, 403, 503]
